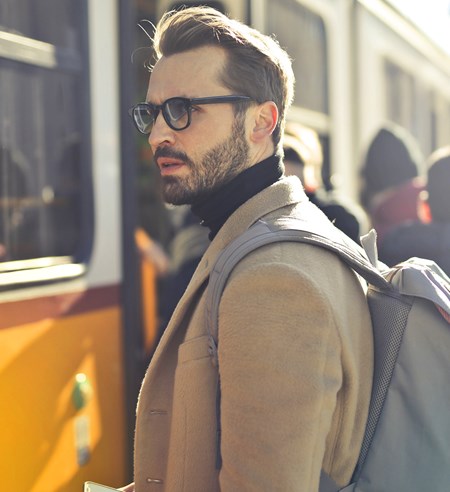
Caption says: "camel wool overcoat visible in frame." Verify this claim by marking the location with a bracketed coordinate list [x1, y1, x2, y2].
[134, 176, 373, 492]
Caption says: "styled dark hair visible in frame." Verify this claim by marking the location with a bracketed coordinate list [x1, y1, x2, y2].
[426, 146, 450, 222]
[149, 6, 295, 151]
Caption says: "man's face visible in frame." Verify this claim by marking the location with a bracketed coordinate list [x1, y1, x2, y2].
[147, 46, 251, 205]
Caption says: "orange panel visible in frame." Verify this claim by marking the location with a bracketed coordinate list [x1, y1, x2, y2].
[135, 227, 161, 354]
[0, 306, 128, 491]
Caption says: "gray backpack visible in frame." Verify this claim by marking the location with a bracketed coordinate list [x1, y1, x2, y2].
[206, 217, 450, 491]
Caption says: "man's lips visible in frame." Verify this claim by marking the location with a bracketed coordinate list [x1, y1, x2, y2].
[157, 157, 186, 176]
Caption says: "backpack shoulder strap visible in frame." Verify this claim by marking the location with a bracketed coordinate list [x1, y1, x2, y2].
[206, 217, 391, 351]
[205, 217, 390, 485]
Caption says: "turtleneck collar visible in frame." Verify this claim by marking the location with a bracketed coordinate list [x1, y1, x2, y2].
[191, 154, 284, 240]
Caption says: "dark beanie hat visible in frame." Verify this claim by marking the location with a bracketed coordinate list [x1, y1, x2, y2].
[426, 146, 450, 222]
[360, 124, 423, 207]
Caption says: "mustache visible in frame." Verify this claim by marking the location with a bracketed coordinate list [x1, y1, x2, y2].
[154, 147, 189, 162]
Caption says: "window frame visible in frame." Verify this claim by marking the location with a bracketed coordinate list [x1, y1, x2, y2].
[0, 0, 93, 290]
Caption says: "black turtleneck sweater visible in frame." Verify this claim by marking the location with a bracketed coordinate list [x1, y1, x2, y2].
[191, 154, 284, 240]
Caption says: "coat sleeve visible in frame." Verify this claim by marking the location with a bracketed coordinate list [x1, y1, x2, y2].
[217, 244, 343, 492]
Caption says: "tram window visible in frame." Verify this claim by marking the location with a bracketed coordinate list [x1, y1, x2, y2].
[422, 86, 438, 155]
[430, 108, 438, 152]
[384, 58, 445, 159]
[412, 84, 431, 159]
[430, 92, 450, 152]
[0, 1, 90, 269]
[384, 59, 416, 131]
[0, 0, 82, 49]
[266, 0, 328, 114]
[166, 1, 226, 14]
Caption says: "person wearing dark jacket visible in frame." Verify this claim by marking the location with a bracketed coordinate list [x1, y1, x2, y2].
[360, 124, 425, 243]
[379, 146, 450, 276]
[283, 123, 366, 244]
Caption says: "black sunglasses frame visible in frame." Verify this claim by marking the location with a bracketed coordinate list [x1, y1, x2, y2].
[128, 95, 252, 134]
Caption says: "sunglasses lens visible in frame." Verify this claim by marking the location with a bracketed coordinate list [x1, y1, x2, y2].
[164, 98, 190, 129]
[133, 105, 156, 134]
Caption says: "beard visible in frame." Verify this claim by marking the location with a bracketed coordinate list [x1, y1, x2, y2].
[156, 115, 250, 205]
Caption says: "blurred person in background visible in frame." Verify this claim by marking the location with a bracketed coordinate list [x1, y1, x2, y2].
[283, 122, 365, 243]
[379, 146, 450, 276]
[157, 205, 209, 340]
[360, 123, 425, 244]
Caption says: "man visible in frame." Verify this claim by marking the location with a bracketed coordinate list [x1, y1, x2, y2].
[379, 146, 450, 276]
[124, 6, 373, 491]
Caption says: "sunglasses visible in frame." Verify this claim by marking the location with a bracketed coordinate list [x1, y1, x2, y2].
[128, 95, 252, 134]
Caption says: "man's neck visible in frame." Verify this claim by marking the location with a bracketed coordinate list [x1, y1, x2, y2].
[191, 155, 284, 240]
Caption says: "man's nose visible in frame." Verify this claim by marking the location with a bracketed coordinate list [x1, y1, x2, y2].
[148, 113, 175, 149]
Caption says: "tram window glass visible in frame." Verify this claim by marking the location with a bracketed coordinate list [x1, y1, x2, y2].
[383, 58, 432, 153]
[384, 59, 415, 129]
[429, 91, 449, 153]
[167, 1, 226, 14]
[430, 104, 437, 152]
[266, 0, 328, 114]
[0, 0, 81, 49]
[0, 1, 90, 267]
[412, 83, 431, 160]
[422, 89, 434, 157]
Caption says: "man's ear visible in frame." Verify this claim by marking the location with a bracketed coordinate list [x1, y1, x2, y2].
[250, 101, 278, 143]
